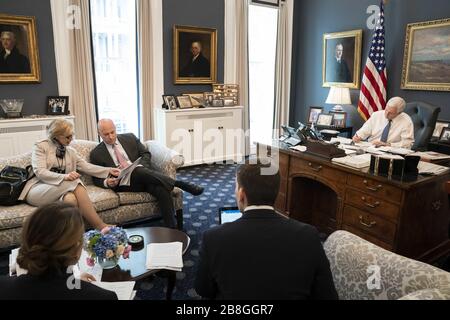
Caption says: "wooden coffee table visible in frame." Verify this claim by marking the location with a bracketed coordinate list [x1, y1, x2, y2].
[101, 226, 190, 300]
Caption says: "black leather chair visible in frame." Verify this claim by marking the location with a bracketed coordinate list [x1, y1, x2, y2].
[404, 101, 441, 151]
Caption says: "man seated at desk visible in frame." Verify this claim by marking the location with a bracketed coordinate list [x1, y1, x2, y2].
[352, 97, 414, 149]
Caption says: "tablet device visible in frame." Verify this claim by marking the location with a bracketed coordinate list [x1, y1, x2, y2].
[219, 207, 242, 224]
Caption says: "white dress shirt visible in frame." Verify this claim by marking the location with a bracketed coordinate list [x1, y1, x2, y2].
[355, 110, 415, 149]
[244, 205, 274, 212]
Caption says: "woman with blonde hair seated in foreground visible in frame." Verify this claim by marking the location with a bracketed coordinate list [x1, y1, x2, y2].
[18, 118, 120, 230]
[0, 203, 117, 300]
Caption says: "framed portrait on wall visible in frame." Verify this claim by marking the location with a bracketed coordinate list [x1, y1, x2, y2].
[323, 29, 362, 89]
[401, 18, 450, 91]
[173, 25, 217, 85]
[0, 14, 40, 83]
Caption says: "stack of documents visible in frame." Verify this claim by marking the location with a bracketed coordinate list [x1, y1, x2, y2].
[146, 242, 183, 272]
[92, 281, 136, 300]
[418, 161, 450, 175]
[332, 153, 372, 169]
[412, 151, 450, 161]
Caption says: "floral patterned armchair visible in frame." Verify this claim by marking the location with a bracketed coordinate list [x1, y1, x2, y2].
[323, 230, 450, 300]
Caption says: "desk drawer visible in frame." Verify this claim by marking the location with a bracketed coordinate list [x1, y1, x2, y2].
[290, 157, 347, 183]
[346, 189, 399, 222]
[343, 205, 396, 245]
[342, 224, 393, 251]
[347, 175, 402, 203]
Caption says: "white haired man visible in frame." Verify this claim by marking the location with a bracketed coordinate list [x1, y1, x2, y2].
[353, 97, 415, 149]
[0, 31, 30, 73]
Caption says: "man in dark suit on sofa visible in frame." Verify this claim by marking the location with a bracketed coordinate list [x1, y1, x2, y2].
[90, 119, 203, 229]
[195, 161, 338, 300]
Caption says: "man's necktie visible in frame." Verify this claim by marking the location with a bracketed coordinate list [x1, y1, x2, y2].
[380, 120, 392, 143]
[113, 144, 129, 169]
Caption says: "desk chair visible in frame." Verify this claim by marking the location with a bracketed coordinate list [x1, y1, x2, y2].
[404, 101, 441, 151]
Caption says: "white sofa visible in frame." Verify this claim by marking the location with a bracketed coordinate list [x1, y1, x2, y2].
[0, 139, 185, 249]
[324, 230, 450, 300]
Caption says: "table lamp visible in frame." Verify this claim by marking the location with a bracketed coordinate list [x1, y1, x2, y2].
[325, 87, 351, 112]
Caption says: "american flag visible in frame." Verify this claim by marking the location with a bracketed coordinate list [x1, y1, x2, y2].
[357, 1, 387, 120]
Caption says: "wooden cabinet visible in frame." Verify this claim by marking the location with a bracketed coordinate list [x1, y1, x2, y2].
[257, 142, 450, 263]
[0, 116, 75, 158]
[155, 107, 244, 166]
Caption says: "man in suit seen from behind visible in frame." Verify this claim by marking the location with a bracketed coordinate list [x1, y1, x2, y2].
[195, 160, 338, 300]
[90, 119, 204, 229]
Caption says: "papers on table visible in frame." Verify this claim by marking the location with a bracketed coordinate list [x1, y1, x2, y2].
[374, 146, 414, 156]
[289, 145, 307, 152]
[91, 281, 136, 300]
[146, 242, 183, 272]
[418, 161, 450, 175]
[412, 151, 450, 161]
[117, 157, 142, 186]
[9, 248, 27, 276]
[332, 153, 372, 169]
[330, 137, 353, 145]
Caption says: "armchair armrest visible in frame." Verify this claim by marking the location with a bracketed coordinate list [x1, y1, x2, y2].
[144, 140, 184, 179]
[323, 230, 450, 300]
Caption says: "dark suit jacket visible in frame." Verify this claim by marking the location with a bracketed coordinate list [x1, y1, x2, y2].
[0, 274, 117, 300]
[0, 47, 31, 73]
[194, 209, 338, 300]
[180, 54, 210, 77]
[90, 133, 173, 190]
[327, 58, 351, 83]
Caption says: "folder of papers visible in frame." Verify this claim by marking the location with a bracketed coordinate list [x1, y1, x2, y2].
[146, 242, 183, 272]
[332, 153, 372, 169]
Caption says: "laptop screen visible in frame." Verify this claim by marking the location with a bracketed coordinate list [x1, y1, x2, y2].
[219, 207, 242, 224]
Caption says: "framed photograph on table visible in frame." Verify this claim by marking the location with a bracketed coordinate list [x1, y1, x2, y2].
[46, 96, 69, 115]
[162, 95, 178, 110]
[308, 106, 323, 124]
[173, 25, 217, 84]
[316, 113, 334, 126]
[432, 120, 450, 139]
[323, 29, 362, 89]
[176, 95, 193, 109]
[330, 111, 347, 128]
[401, 18, 450, 92]
[0, 14, 41, 83]
[439, 127, 450, 144]
[183, 93, 204, 108]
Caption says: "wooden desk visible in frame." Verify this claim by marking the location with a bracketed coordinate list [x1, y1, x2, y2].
[257, 142, 450, 263]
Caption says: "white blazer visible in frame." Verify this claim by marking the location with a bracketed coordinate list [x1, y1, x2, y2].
[19, 140, 111, 200]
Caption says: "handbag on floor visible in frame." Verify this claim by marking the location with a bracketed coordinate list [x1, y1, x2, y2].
[0, 165, 34, 206]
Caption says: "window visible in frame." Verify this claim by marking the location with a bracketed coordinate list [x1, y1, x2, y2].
[248, 3, 279, 147]
[90, 0, 139, 136]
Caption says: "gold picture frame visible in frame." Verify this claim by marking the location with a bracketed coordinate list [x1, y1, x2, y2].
[401, 18, 450, 92]
[323, 29, 362, 89]
[173, 25, 217, 85]
[0, 14, 40, 83]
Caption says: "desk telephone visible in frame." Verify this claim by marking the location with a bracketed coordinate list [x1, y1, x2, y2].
[280, 123, 320, 146]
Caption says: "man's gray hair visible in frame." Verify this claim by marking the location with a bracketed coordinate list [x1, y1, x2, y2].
[387, 97, 406, 113]
[1, 31, 16, 41]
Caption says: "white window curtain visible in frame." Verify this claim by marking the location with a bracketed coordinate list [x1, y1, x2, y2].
[224, 0, 250, 155]
[137, 0, 164, 141]
[273, 0, 294, 137]
[51, 0, 98, 141]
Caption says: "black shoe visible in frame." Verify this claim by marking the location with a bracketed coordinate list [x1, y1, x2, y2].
[175, 180, 204, 196]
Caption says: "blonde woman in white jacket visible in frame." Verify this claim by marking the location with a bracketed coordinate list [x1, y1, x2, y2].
[19, 119, 120, 230]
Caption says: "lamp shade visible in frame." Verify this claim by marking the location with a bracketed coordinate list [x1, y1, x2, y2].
[325, 87, 351, 105]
